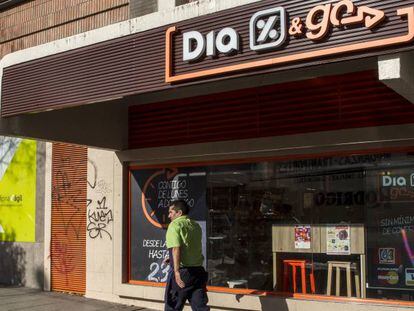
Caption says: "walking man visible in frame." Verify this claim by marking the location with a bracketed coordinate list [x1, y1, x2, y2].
[164, 200, 209, 311]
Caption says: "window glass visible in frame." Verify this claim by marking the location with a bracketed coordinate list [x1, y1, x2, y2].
[365, 158, 414, 301]
[176, 0, 197, 6]
[130, 0, 158, 18]
[129, 151, 414, 302]
[0, 0, 29, 11]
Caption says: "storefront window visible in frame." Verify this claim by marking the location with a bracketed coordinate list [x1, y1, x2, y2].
[129, 151, 414, 302]
[130, 0, 158, 18]
[176, 0, 197, 6]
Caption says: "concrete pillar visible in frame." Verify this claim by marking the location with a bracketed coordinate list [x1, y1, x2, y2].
[43, 142, 52, 291]
[378, 51, 414, 103]
[85, 148, 116, 301]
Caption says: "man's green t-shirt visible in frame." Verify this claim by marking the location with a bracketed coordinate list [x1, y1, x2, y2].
[166, 215, 204, 267]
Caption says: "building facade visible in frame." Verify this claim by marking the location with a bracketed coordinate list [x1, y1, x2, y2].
[1, 0, 414, 310]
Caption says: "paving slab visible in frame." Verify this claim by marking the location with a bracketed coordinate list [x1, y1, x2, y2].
[0, 287, 154, 311]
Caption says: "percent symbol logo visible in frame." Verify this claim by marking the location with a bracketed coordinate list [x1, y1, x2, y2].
[250, 7, 287, 51]
[257, 15, 279, 43]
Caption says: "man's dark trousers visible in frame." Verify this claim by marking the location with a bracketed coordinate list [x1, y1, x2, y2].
[164, 266, 209, 311]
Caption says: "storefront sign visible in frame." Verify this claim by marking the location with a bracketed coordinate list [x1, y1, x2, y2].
[183, 27, 241, 62]
[326, 225, 351, 255]
[183, 7, 287, 62]
[129, 167, 207, 282]
[166, 0, 414, 83]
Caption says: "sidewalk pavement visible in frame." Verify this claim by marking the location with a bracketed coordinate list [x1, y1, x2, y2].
[0, 286, 155, 311]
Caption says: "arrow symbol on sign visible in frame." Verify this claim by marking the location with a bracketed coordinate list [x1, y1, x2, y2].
[364, 7, 386, 28]
[342, 5, 385, 29]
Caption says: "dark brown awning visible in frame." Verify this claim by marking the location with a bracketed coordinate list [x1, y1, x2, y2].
[2, 0, 414, 117]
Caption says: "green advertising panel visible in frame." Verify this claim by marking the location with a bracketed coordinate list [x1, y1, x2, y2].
[0, 139, 37, 242]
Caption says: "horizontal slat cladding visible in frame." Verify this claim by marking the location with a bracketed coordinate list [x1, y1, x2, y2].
[128, 71, 414, 149]
[51, 143, 87, 294]
[2, 0, 414, 116]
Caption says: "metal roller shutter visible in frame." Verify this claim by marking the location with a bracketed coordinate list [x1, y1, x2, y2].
[128, 71, 414, 149]
[51, 143, 87, 294]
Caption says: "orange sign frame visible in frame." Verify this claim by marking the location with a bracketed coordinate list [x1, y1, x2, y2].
[165, 7, 414, 83]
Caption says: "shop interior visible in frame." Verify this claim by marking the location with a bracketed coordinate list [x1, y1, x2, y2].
[204, 153, 414, 301]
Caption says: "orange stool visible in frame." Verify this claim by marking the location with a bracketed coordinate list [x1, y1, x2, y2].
[283, 259, 316, 294]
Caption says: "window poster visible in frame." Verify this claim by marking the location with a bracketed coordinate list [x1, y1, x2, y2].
[367, 169, 414, 290]
[294, 225, 311, 249]
[367, 202, 414, 290]
[129, 167, 207, 282]
[326, 225, 351, 255]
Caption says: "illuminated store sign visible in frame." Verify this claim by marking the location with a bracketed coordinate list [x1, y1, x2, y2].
[165, 0, 414, 83]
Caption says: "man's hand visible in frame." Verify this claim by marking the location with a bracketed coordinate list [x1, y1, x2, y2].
[171, 247, 184, 288]
[174, 271, 185, 288]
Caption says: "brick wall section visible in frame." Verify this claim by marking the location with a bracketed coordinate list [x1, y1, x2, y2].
[0, 0, 129, 58]
[130, 0, 157, 18]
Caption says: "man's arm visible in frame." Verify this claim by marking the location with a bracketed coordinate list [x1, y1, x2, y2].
[172, 246, 185, 288]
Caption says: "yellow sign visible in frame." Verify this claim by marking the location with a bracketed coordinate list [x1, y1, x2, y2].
[0, 139, 37, 242]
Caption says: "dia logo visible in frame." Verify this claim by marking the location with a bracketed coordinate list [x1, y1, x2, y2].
[182, 7, 287, 62]
[183, 28, 239, 62]
[382, 176, 407, 187]
[382, 173, 414, 187]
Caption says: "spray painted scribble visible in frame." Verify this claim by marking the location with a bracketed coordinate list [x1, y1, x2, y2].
[87, 159, 113, 240]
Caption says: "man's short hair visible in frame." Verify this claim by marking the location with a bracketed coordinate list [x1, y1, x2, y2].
[170, 199, 190, 215]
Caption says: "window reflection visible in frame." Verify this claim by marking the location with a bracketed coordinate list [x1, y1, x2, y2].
[205, 153, 414, 302]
